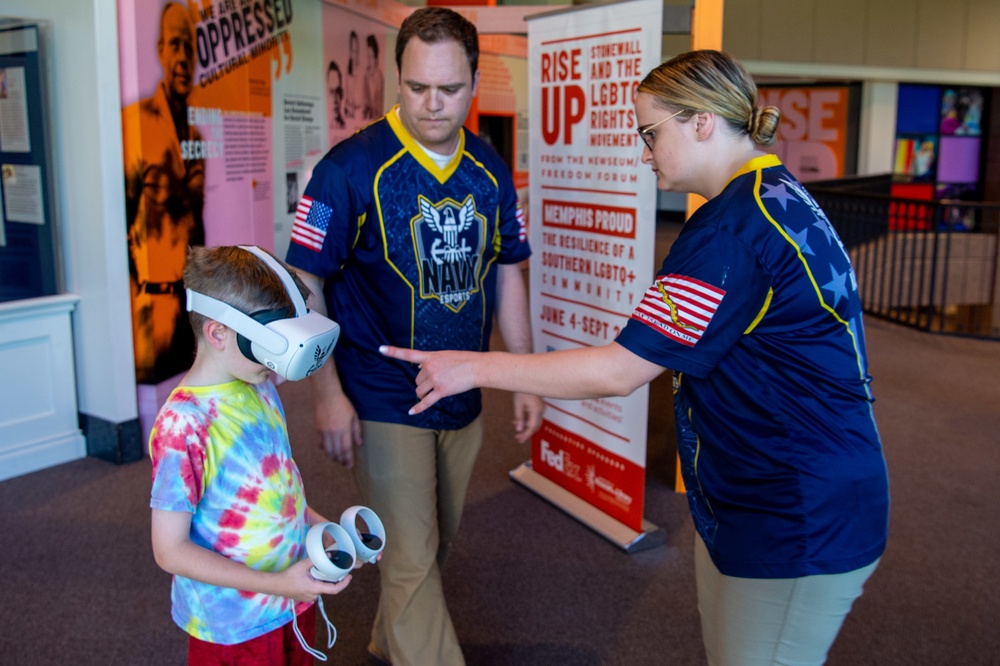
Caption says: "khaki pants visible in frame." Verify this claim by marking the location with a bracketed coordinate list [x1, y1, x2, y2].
[695, 535, 879, 666]
[353, 418, 483, 666]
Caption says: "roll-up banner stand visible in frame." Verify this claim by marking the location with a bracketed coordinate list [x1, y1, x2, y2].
[512, 0, 664, 552]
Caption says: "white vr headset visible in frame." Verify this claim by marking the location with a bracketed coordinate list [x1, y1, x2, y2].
[185, 245, 340, 381]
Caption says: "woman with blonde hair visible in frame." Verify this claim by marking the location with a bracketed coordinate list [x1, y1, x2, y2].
[382, 50, 889, 666]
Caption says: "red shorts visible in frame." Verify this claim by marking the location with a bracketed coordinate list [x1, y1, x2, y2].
[187, 604, 317, 666]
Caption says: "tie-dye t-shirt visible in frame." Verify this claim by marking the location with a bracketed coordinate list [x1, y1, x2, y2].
[149, 379, 310, 645]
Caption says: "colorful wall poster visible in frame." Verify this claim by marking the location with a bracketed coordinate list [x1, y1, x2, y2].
[891, 83, 989, 229]
[757, 85, 857, 183]
[939, 87, 984, 136]
[325, 29, 379, 137]
[267, 0, 404, 262]
[119, 0, 322, 384]
[894, 135, 937, 180]
[321, 3, 397, 149]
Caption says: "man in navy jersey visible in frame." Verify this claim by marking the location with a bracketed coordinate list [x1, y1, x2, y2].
[285, 8, 543, 665]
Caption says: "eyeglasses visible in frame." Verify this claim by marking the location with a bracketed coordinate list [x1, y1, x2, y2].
[637, 109, 683, 150]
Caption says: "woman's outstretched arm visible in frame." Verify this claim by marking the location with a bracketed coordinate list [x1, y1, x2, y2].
[380, 342, 666, 415]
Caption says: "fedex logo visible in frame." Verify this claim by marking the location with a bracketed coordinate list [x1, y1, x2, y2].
[540, 440, 564, 472]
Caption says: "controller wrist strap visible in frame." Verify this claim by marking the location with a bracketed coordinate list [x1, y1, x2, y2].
[292, 596, 338, 661]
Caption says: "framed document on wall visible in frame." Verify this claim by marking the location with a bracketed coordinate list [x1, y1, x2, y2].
[0, 22, 59, 303]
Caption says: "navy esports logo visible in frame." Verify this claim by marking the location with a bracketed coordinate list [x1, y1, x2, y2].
[411, 194, 487, 312]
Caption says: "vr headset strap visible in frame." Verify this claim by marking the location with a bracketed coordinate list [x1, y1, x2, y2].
[185, 289, 289, 354]
[239, 245, 308, 316]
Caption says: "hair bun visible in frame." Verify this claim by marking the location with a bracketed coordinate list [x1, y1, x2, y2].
[746, 107, 762, 135]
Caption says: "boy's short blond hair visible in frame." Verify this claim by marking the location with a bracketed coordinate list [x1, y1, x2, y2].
[183, 246, 312, 338]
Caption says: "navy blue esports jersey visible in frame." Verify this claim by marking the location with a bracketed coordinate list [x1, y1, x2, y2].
[286, 108, 530, 430]
[616, 155, 889, 579]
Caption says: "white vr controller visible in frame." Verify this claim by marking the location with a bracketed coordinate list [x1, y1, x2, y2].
[306, 506, 386, 582]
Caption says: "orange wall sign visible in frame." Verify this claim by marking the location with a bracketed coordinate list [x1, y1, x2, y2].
[758, 86, 850, 182]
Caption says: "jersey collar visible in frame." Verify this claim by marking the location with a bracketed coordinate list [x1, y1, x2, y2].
[727, 153, 782, 186]
[386, 105, 464, 183]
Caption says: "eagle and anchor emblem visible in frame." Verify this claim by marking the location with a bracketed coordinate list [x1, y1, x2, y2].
[412, 194, 487, 312]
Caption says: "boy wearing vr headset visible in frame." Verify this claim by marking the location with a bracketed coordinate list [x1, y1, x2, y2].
[148, 245, 355, 664]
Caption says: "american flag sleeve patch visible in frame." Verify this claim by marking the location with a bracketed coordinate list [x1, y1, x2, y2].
[290, 196, 332, 251]
[630, 273, 725, 347]
[516, 202, 527, 243]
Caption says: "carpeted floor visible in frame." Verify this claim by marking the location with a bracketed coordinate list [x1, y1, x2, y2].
[1, 223, 998, 665]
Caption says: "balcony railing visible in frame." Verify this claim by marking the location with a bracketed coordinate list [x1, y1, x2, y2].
[808, 176, 1000, 340]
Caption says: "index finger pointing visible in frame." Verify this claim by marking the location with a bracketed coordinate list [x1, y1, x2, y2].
[379, 345, 425, 364]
